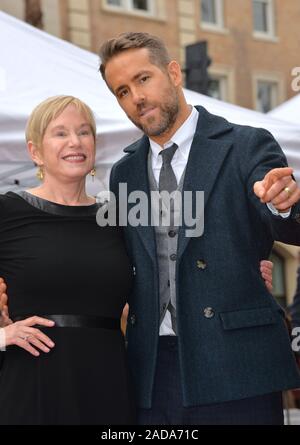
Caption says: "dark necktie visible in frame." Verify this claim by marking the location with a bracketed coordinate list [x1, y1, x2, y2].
[158, 143, 178, 194]
[158, 143, 178, 334]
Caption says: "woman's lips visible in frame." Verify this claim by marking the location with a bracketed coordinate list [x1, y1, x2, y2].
[62, 154, 87, 163]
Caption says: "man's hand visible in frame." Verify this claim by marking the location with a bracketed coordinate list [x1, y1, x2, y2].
[260, 260, 273, 293]
[254, 167, 300, 213]
[0, 278, 12, 327]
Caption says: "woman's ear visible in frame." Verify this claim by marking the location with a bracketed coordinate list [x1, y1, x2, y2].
[167, 60, 182, 87]
[27, 141, 43, 166]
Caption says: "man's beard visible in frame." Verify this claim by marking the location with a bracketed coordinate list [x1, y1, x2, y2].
[128, 88, 179, 138]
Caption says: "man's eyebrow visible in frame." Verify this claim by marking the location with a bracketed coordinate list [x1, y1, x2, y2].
[115, 71, 152, 95]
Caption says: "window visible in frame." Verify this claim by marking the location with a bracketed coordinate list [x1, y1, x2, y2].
[256, 80, 279, 113]
[25, 0, 43, 29]
[269, 252, 286, 308]
[105, 0, 153, 14]
[201, 0, 224, 29]
[107, 0, 122, 5]
[201, 0, 217, 24]
[208, 76, 228, 101]
[132, 0, 149, 11]
[253, 0, 275, 37]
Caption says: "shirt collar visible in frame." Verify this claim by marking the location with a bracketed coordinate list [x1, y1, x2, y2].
[149, 106, 199, 162]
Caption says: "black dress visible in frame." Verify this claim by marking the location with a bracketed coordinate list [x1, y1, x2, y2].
[0, 192, 135, 425]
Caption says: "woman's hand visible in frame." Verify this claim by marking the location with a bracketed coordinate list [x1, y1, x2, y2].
[1, 316, 55, 356]
[121, 303, 129, 336]
[260, 260, 273, 293]
[0, 278, 12, 327]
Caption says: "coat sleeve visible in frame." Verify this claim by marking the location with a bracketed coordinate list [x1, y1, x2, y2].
[244, 127, 300, 246]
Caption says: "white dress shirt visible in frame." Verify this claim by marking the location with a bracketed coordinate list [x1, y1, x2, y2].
[149, 106, 199, 336]
[149, 106, 290, 336]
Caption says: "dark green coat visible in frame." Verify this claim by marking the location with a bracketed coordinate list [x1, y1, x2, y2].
[110, 106, 300, 409]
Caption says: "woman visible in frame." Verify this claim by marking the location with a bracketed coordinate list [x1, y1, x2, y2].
[0, 96, 135, 425]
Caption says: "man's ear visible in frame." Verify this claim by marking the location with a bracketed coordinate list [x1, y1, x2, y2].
[167, 60, 182, 87]
[27, 141, 43, 166]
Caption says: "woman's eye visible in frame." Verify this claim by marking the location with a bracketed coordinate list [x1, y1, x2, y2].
[56, 132, 67, 137]
[79, 130, 90, 136]
[140, 76, 149, 83]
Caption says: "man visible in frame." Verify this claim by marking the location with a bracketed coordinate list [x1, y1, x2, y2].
[1, 32, 300, 425]
[99, 32, 300, 425]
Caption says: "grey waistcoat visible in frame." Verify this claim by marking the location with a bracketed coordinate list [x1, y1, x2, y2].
[147, 150, 186, 327]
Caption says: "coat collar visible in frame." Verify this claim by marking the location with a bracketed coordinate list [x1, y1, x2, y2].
[123, 106, 233, 154]
[123, 106, 234, 261]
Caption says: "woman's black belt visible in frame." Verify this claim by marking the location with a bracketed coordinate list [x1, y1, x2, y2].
[13, 314, 120, 330]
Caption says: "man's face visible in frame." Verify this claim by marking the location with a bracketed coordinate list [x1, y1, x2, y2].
[104, 48, 180, 138]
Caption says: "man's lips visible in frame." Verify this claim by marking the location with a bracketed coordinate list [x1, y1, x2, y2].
[139, 107, 157, 118]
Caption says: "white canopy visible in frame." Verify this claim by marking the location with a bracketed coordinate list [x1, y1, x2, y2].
[269, 94, 300, 126]
[0, 10, 300, 195]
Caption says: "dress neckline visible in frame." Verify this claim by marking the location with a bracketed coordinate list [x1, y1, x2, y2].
[8, 191, 100, 217]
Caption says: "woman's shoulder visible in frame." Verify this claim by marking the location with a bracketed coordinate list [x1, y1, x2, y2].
[0, 191, 20, 203]
[0, 191, 14, 205]
[0, 192, 25, 214]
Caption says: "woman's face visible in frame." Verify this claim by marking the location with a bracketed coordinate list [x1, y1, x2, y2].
[34, 104, 95, 182]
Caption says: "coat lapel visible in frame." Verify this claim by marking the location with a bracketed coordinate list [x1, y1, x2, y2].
[123, 107, 234, 262]
[177, 106, 234, 260]
[124, 136, 157, 263]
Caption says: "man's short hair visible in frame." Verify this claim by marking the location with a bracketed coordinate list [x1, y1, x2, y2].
[99, 32, 171, 84]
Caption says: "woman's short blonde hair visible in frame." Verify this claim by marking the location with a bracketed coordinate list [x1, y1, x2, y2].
[25, 95, 96, 149]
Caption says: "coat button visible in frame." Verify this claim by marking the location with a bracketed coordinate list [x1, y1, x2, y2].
[170, 254, 177, 261]
[203, 307, 215, 319]
[168, 230, 177, 238]
[197, 260, 207, 270]
[130, 314, 137, 325]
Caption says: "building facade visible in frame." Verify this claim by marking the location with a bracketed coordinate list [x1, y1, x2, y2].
[1, 0, 300, 304]
[2, 0, 299, 112]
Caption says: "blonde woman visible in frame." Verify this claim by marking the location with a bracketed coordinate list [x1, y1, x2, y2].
[0, 96, 135, 425]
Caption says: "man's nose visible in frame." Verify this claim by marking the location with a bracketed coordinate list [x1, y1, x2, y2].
[131, 88, 145, 105]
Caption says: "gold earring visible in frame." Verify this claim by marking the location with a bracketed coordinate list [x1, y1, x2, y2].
[90, 168, 96, 181]
[36, 165, 44, 181]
